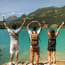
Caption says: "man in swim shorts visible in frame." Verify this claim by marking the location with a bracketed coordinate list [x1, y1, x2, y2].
[3, 16, 26, 65]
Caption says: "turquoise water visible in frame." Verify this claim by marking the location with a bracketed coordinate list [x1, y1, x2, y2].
[0, 28, 65, 65]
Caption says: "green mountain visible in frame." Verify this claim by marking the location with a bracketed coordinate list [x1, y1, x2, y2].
[7, 16, 18, 23]
[13, 6, 65, 27]
[1, 6, 65, 29]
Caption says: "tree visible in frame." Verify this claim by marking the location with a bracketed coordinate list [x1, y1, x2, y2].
[21, 14, 26, 18]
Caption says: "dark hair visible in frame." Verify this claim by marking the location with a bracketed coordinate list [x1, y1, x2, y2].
[11, 24, 17, 29]
[33, 26, 37, 31]
[50, 29, 55, 37]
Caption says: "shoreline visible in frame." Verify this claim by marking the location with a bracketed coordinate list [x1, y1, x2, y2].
[2, 60, 65, 65]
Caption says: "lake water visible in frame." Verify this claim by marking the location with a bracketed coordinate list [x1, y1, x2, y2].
[0, 28, 65, 65]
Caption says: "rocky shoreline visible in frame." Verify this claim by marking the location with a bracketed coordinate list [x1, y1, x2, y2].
[2, 60, 65, 65]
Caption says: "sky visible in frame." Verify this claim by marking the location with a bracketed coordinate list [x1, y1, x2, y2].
[0, 0, 65, 20]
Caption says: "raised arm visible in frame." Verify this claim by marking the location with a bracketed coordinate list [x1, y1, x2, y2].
[17, 18, 26, 33]
[3, 16, 9, 29]
[27, 21, 41, 31]
[56, 22, 64, 37]
[27, 21, 33, 31]
[19, 19, 26, 30]
[43, 21, 50, 36]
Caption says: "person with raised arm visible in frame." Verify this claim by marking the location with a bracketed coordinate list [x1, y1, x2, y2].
[27, 21, 42, 65]
[3, 16, 26, 65]
[43, 21, 64, 65]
